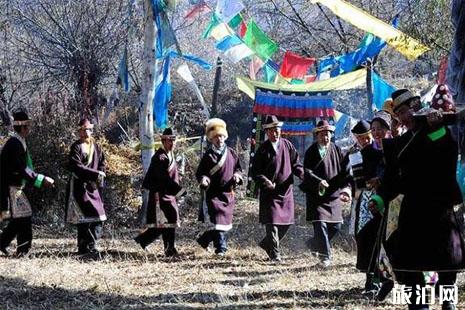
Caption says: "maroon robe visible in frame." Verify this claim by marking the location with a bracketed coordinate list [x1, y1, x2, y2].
[196, 147, 242, 226]
[0, 135, 43, 219]
[66, 140, 106, 224]
[142, 148, 182, 228]
[379, 126, 465, 271]
[302, 142, 351, 223]
[253, 138, 304, 225]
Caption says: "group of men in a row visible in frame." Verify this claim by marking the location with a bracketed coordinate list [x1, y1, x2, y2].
[0, 87, 464, 309]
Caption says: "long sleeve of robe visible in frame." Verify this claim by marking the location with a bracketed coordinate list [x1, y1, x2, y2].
[65, 140, 106, 224]
[142, 148, 182, 227]
[196, 147, 242, 226]
[303, 142, 352, 223]
[253, 138, 303, 225]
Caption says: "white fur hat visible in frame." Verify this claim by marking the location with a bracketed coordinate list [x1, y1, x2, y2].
[205, 118, 228, 141]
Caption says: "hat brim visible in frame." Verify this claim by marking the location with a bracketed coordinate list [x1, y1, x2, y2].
[262, 122, 283, 129]
[79, 124, 94, 130]
[161, 135, 176, 140]
[313, 125, 335, 133]
[393, 94, 420, 112]
[13, 120, 32, 126]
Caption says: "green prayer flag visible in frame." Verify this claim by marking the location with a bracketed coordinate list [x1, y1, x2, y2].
[228, 14, 242, 29]
[263, 63, 277, 83]
[202, 13, 220, 39]
[243, 20, 278, 60]
[290, 79, 305, 85]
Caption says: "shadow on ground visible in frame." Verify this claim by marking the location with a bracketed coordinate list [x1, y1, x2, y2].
[1, 275, 381, 309]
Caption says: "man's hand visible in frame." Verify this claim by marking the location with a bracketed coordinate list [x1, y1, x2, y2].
[264, 179, 276, 190]
[200, 176, 210, 189]
[368, 200, 379, 214]
[43, 176, 55, 188]
[426, 109, 444, 127]
[233, 173, 242, 185]
[319, 180, 329, 191]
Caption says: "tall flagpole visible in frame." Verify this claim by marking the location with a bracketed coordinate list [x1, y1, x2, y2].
[138, 0, 157, 224]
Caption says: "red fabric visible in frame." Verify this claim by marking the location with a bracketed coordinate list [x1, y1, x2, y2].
[239, 21, 247, 38]
[437, 56, 448, 84]
[305, 75, 317, 83]
[279, 51, 315, 79]
[184, 2, 211, 21]
[253, 104, 334, 118]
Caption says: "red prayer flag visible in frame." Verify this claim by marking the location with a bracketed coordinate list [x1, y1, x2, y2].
[305, 75, 317, 83]
[279, 51, 315, 79]
[185, 1, 212, 22]
[238, 21, 247, 38]
[437, 56, 448, 84]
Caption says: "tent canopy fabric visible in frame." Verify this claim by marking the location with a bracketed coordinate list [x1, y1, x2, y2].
[237, 69, 367, 100]
[254, 90, 334, 118]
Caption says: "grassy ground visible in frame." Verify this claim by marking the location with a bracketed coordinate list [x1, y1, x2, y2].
[0, 199, 463, 309]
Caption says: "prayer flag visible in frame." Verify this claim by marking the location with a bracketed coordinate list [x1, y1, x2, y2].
[216, 35, 242, 52]
[117, 47, 131, 93]
[215, 0, 245, 23]
[185, 1, 211, 22]
[224, 44, 254, 63]
[243, 20, 278, 60]
[312, 0, 429, 60]
[249, 56, 265, 80]
[279, 51, 316, 79]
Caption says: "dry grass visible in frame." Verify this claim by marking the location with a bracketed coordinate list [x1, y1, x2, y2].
[1, 199, 464, 310]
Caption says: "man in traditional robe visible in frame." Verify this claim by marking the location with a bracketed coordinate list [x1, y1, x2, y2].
[134, 128, 184, 257]
[66, 119, 106, 255]
[301, 120, 352, 267]
[370, 89, 465, 310]
[253, 115, 305, 262]
[0, 111, 54, 256]
[196, 118, 242, 257]
[350, 117, 394, 299]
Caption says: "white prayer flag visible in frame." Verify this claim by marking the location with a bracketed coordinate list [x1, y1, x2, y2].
[215, 0, 244, 23]
[224, 44, 254, 63]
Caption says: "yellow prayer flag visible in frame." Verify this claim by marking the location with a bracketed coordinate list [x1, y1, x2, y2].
[236, 69, 367, 100]
[312, 0, 429, 61]
[210, 23, 233, 41]
[274, 73, 292, 85]
[333, 110, 343, 122]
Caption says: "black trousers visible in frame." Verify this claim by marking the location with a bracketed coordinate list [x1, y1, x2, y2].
[310, 221, 342, 259]
[77, 222, 103, 254]
[260, 224, 290, 259]
[136, 227, 176, 252]
[0, 217, 32, 254]
[396, 271, 457, 310]
[198, 229, 228, 254]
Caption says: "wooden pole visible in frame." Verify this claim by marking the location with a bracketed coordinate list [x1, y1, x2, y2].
[211, 57, 223, 117]
[366, 60, 374, 119]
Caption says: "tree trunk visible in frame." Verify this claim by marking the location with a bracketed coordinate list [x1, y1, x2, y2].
[138, 0, 157, 224]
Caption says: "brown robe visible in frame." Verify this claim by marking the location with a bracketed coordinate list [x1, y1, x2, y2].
[196, 147, 242, 226]
[302, 142, 351, 223]
[253, 138, 304, 225]
[66, 140, 106, 224]
[142, 147, 182, 228]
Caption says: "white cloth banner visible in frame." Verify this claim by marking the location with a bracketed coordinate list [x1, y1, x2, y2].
[176, 64, 209, 118]
[224, 44, 254, 63]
